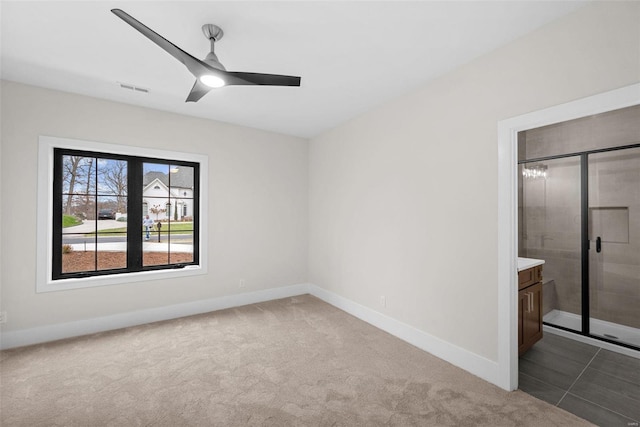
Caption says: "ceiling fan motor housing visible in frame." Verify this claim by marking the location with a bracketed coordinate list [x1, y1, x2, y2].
[204, 51, 226, 71]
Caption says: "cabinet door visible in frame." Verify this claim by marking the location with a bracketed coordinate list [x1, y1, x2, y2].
[524, 282, 543, 348]
[518, 290, 527, 354]
[518, 282, 543, 355]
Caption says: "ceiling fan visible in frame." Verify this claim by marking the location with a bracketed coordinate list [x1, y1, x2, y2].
[111, 9, 301, 102]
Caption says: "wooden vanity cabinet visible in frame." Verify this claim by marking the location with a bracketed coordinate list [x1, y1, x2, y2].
[518, 265, 543, 355]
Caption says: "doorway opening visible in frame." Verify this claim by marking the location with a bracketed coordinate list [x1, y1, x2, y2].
[497, 83, 640, 392]
[518, 107, 640, 351]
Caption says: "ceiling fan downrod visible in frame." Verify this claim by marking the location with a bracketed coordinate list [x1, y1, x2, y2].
[201, 24, 225, 71]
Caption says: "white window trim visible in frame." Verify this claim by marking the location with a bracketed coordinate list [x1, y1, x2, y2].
[36, 136, 208, 293]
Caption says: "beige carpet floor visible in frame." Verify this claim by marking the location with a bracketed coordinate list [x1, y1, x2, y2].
[1, 295, 592, 426]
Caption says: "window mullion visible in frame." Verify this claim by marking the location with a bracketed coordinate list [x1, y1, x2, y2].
[93, 156, 99, 272]
[193, 163, 200, 265]
[52, 150, 64, 279]
[127, 159, 143, 271]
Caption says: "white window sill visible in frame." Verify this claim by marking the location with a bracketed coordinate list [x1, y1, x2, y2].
[37, 265, 206, 293]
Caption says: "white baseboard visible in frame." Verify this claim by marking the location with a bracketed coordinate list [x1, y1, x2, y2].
[1, 282, 501, 389]
[0, 283, 311, 350]
[307, 284, 500, 386]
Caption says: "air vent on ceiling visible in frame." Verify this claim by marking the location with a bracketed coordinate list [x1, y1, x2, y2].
[118, 82, 149, 93]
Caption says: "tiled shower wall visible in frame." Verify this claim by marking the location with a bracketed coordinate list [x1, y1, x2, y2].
[518, 106, 640, 330]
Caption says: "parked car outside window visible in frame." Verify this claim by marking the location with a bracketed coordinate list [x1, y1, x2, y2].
[98, 209, 116, 220]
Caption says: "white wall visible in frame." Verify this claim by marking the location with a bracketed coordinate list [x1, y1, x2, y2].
[308, 1, 640, 361]
[0, 81, 308, 332]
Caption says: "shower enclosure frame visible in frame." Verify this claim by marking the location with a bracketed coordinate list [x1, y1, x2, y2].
[519, 142, 640, 352]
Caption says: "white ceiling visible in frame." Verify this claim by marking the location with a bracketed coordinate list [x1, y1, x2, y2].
[1, 1, 587, 138]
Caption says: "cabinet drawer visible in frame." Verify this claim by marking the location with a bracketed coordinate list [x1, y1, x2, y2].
[518, 265, 542, 290]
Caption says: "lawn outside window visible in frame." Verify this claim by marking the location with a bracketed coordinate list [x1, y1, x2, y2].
[37, 136, 208, 292]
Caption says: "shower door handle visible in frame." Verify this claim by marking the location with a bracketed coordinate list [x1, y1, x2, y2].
[596, 236, 602, 253]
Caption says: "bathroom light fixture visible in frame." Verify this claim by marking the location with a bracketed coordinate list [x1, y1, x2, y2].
[522, 164, 547, 179]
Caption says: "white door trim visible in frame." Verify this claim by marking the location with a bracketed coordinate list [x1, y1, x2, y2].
[496, 83, 640, 391]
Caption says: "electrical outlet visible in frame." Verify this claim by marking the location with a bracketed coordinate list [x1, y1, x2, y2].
[380, 296, 386, 308]
[239, 279, 245, 288]
[0, 311, 7, 324]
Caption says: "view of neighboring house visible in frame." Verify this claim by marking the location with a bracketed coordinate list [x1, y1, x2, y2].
[142, 168, 194, 221]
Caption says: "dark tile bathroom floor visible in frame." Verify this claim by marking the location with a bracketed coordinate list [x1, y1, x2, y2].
[519, 333, 640, 426]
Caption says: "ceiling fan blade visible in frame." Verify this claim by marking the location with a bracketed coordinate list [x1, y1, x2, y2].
[185, 79, 213, 103]
[111, 9, 220, 80]
[225, 72, 301, 87]
[112, 9, 301, 101]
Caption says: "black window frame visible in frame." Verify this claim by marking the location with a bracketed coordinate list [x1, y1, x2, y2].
[52, 148, 200, 280]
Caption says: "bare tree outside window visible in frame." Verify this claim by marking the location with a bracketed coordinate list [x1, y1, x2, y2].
[82, 158, 95, 216]
[63, 156, 95, 216]
[100, 159, 128, 213]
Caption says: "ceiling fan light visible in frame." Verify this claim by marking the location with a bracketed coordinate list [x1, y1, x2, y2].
[200, 74, 225, 88]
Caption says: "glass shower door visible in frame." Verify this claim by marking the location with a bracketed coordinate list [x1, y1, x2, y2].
[588, 147, 640, 347]
[519, 156, 582, 332]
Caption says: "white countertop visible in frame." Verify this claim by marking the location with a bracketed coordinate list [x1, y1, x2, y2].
[517, 257, 545, 272]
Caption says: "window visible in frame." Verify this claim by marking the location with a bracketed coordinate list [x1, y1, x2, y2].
[37, 136, 208, 291]
[54, 149, 199, 279]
